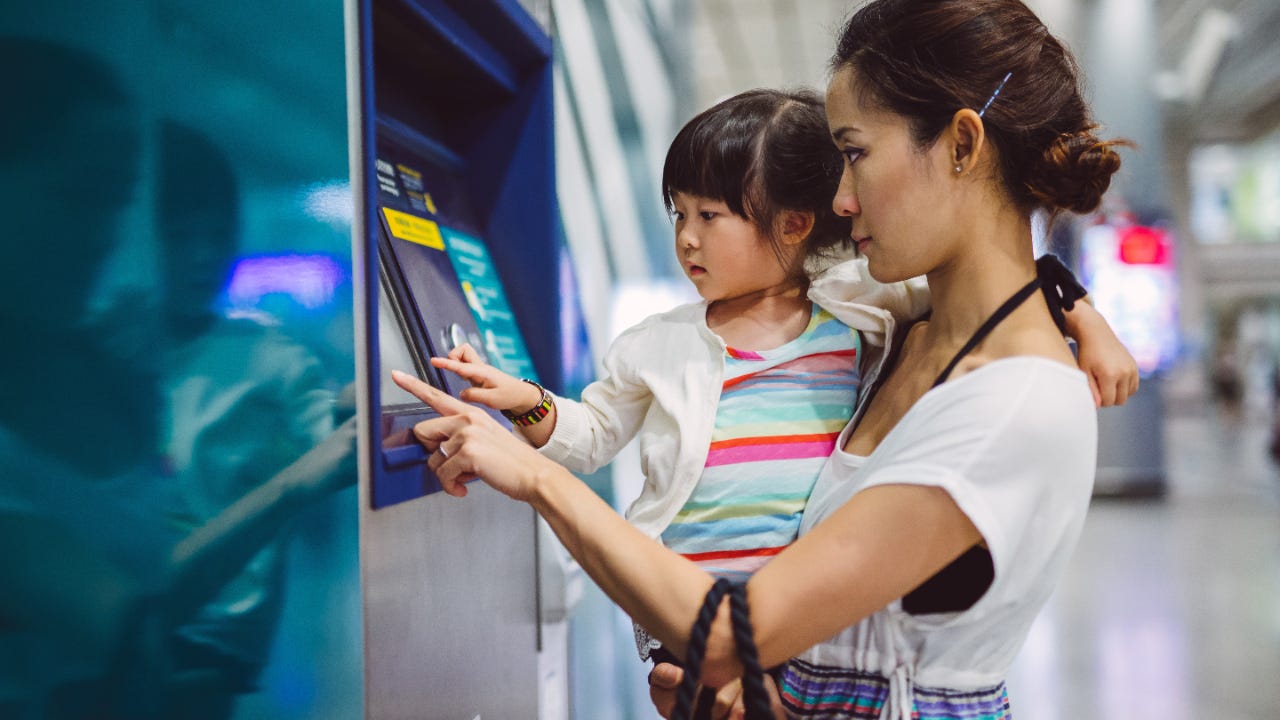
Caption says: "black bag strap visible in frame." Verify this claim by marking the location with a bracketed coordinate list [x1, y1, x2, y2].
[673, 578, 772, 720]
[728, 583, 772, 718]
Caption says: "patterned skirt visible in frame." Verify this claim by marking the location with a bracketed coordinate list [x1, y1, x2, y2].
[780, 658, 1013, 719]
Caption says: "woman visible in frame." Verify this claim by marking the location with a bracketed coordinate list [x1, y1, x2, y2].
[393, 0, 1132, 716]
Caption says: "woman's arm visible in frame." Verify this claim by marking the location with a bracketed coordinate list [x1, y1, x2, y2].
[392, 370, 981, 688]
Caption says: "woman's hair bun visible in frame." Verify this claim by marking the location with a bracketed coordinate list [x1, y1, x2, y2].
[1026, 126, 1128, 215]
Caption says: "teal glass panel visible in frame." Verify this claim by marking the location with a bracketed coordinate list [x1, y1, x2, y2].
[0, 3, 360, 718]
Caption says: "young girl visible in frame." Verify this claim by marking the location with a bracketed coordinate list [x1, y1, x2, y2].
[434, 86, 922, 597]
[424, 88, 1132, 669]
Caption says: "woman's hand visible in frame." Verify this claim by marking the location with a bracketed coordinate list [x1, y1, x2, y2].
[648, 662, 682, 718]
[648, 663, 788, 720]
[391, 369, 554, 501]
[431, 343, 543, 413]
[710, 676, 788, 720]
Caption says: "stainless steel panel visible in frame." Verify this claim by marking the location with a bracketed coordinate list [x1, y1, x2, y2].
[362, 483, 540, 719]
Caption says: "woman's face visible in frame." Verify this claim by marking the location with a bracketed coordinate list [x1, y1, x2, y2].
[825, 67, 956, 283]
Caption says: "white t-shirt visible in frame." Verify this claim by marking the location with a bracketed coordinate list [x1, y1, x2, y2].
[782, 357, 1097, 719]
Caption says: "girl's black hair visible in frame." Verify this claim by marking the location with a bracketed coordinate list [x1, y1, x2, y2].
[662, 89, 850, 274]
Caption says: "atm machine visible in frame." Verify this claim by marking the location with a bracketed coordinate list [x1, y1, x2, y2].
[346, 0, 580, 716]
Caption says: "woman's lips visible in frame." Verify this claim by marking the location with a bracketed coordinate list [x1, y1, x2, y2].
[852, 235, 871, 253]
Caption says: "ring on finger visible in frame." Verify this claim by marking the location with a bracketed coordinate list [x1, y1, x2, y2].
[438, 445, 449, 459]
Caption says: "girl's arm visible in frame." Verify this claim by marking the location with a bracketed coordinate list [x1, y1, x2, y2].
[391, 371, 980, 688]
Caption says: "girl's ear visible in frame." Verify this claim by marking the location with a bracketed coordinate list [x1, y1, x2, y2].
[778, 210, 815, 245]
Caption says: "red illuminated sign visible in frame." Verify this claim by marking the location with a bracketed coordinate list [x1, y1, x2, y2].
[1117, 225, 1169, 265]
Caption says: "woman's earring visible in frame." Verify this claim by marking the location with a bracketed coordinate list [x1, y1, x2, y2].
[954, 164, 963, 174]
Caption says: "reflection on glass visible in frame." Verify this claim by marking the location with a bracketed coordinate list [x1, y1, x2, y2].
[0, 4, 360, 716]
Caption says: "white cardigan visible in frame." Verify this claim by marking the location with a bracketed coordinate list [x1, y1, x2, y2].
[537, 258, 930, 539]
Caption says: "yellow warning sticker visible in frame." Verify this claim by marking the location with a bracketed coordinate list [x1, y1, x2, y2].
[381, 207, 444, 250]
[424, 193, 438, 214]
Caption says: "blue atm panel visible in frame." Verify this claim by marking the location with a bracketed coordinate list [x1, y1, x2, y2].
[351, 0, 556, 510]
[351, 2, 570, 715]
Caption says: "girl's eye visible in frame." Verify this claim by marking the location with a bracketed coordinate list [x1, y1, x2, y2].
[671, 211, 685, 221]
[699, 211, 716, 221]
[842, 147, 866, 166]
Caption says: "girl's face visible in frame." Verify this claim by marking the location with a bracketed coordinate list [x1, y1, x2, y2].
[669, 192, 797, 303]
[825, 67, 957, 283]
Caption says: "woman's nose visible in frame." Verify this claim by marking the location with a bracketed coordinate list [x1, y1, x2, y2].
[833, 172, 860, 217]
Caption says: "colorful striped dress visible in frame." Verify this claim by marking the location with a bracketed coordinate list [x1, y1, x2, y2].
[660, 305, 862, 581]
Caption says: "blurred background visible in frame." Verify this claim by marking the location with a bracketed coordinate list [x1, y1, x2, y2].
[0, 0, 1277, 718]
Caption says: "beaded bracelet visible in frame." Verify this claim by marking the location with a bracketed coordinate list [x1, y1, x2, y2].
[501, 379, 553, 427]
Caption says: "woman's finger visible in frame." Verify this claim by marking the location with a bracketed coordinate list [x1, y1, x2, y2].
[712, 678, 742, 719]
[423, 431, 472, 497]
[392, 370, 472, 415]
[764, 674, 787, 720]
[411, 414, 465, 451]
[648, 662, 682, 719]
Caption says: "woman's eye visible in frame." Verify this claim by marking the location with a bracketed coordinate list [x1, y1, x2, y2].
[842, 148, 866, 166]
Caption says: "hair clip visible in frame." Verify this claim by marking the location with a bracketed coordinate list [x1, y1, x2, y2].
[977, 72, 1013, 118]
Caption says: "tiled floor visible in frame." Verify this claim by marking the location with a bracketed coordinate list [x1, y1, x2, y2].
[1007, 407, 1280, 719]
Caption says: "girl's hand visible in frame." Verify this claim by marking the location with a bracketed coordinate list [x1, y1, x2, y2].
[1062, 302, 1140, 406]
[1074, 322, 1139, 408]
[430, 343, 543, 414]
[1077, 333, 1140, 407]
[390, 370, 552, 501]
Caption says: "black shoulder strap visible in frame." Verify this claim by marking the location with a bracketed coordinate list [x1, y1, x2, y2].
[932, 276, 1041, 388]
[932, 254, 1090, 388]
[1036, 253, 1088, 334]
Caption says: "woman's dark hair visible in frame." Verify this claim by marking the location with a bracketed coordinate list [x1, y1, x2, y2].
[832, 0, 1127, 216]
[662, 89, 849, 275]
